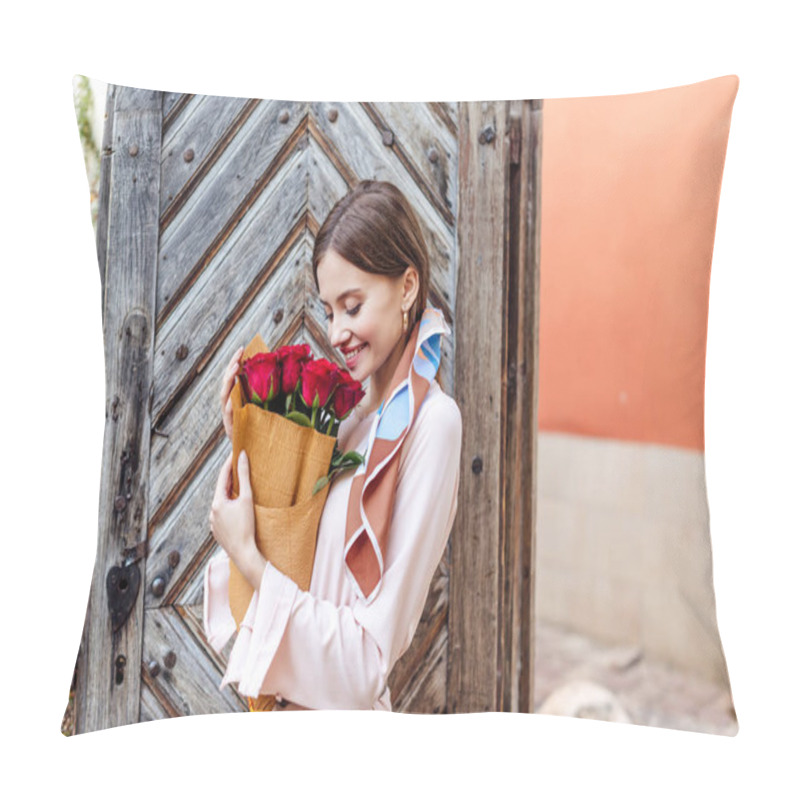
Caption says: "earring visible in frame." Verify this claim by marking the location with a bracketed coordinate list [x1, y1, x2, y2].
[402, 308, 408, 334]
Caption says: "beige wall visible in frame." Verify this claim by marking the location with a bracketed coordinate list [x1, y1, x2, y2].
[536, 431, 730, 684]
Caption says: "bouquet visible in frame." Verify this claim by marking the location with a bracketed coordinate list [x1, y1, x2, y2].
[226, 334, 366, 711]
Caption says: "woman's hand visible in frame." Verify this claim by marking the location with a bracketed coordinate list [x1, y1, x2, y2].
[209, 450, 263, 586]
[221, 346, 245, 440]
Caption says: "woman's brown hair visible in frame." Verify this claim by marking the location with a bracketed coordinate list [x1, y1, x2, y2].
[312, 180, 430, 349]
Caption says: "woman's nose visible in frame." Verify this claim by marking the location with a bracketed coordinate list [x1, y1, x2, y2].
[328, 316, 348, 347]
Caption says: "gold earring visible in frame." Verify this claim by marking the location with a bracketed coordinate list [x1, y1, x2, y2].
[402, 309, 408, 333]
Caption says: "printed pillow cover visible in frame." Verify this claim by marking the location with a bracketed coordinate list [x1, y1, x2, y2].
[64, 74, 738, 735]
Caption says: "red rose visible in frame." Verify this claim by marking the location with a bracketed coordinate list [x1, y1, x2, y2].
[241, 352, 281, 405]
[300, 359, 342, 408]
[275, 343, 312, 395]
[331, 372, 366, 419]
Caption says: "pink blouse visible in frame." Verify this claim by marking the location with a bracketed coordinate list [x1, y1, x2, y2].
[203, 379, 462, 711]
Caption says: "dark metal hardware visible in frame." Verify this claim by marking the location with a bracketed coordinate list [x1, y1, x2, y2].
[107, 562, 141, 633]
[115, 654, 127, 685]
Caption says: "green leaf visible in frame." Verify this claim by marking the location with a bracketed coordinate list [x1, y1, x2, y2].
[312, 475, 330, 495]
[285, 411, 312, 427]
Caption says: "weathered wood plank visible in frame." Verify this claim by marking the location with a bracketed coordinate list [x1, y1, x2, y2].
[309, 102, 455, 310]
[139, 679, 172, 722]
[156, 100, 304, 325]
[499, 100, 540, 713]
[393, 624, 448, 714]
[162, 91, 193, 133]
[75, 86, 162, 733]
[429, 101, 459, 139]
[447, 101, 507, 713]
[152, 148, 308, 422]
[95, 83, 116, 321]
[160, 94, 258, 222]
[147, 232, 308, 530]
[142, 605, 245, 716]
[521, 99, 542, 711]
[306, 135, 350, 235]
[179, 602, 243, 687]
[363, 102, 458, 226]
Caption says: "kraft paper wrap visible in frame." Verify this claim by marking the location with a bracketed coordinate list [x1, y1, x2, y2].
[227, 334, 336, 712]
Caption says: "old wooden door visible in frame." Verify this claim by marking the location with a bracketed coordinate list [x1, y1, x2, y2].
[74, 85, 540, 731]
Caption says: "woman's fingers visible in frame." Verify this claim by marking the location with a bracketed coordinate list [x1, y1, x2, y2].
[213, 452, 233, 505]
[220, 346, 245, 405]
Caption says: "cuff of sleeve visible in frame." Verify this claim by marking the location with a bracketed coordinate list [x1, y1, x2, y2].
[203, 551, 237, 653]
[220, 561, 299, 698]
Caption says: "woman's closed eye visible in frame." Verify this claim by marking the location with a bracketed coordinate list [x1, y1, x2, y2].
[325, 304, 361, 322]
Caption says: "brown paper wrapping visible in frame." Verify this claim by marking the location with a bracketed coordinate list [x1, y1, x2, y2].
[227, 334, 336, 711]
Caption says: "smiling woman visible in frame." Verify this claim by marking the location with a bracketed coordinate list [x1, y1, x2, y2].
[203, 179, 462, 711]
[313, 180, 439, 410]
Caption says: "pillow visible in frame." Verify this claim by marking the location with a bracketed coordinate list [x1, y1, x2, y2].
[63, 75, 738, 736]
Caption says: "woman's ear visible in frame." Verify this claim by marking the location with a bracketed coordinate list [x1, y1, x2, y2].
[403, 265, 419, 310]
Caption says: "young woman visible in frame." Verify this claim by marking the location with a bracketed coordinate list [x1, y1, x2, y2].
[204, 180, 462, 711]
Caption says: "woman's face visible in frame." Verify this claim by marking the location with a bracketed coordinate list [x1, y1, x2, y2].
[317, 249, 408, 386]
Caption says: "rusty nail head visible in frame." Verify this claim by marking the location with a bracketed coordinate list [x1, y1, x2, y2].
[327, 108, 338, 122]
[148, 660, 161, 678]
[114, 495, 127, 512]
[273, 309, 284, 325]
[164, 651, 177, 669]
[128, 144, 139, 157]
[471, 456, 483, 475]
[168, 550, 180, 569]
[479, 125, 495, 145]
[279, 110, 289, 123]
[382, 130, 394, 147]
[151, 576, 166, 597]
[428, 148, 439, 163]
[183, 148, 194, 163]
[176, 344, 189, 361]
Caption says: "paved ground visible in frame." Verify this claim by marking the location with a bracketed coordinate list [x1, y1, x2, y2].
[533, 620, 738, 736]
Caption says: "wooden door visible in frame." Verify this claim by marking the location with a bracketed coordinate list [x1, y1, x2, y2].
[74, 86, 540, 731]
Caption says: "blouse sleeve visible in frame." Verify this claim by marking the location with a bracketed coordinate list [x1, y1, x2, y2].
[202, 392, 462, 710]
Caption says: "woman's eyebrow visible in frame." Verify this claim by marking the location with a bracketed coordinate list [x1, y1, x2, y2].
[321, 288, 363, 307]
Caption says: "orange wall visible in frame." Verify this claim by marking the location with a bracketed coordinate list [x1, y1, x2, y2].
[538, 76, 739, 451]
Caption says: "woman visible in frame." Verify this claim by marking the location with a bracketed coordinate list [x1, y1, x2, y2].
[204, 180, 462, 711]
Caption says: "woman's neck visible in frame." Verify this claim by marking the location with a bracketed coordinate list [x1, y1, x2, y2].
[363, 328, 413, 414]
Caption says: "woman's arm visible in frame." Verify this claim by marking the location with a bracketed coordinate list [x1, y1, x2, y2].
[203, 392, 462, 710]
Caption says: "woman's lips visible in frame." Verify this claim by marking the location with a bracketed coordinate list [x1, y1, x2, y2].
[345, 343, 367, 368]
